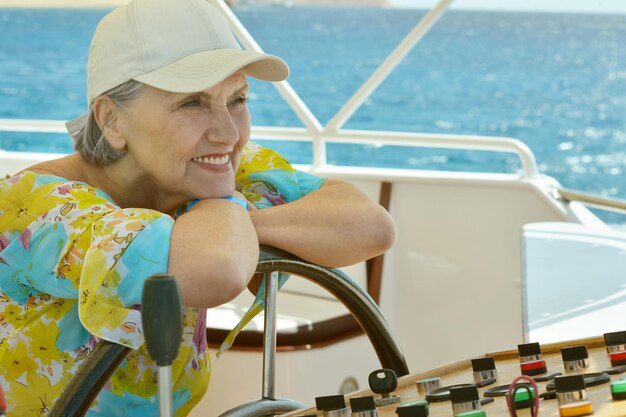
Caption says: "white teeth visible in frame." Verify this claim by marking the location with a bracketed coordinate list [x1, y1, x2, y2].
[193, 155, 230, 165]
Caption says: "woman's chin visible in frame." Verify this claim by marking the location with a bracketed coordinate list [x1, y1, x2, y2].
[185, 172, 235, 199]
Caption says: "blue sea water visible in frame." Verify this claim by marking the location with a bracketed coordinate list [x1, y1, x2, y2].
[1, 6, 626, 221]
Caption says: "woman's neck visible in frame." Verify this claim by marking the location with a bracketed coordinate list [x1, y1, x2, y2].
[29, 153, 185, 215]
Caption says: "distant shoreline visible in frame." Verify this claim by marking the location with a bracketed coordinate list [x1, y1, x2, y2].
[0, 0, 129, 8]
[0, 0, 388, 8]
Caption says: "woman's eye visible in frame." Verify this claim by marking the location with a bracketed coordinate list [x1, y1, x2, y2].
[229, 96, 248, 110]
[181, 98, 201, 108]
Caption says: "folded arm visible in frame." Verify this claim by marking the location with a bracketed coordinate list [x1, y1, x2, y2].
[169, 198, 259, 308]
[249, 179, 396, 268]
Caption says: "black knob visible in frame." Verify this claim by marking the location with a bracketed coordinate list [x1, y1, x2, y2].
[315, 394, 346, 411]
[518, 342, 542, 357]
[141, 274, 183, 366]
[604, 331, 626, 347]
[554, 375, 585, 393]
[350, 396, 376, 412]
[561, 345, 588, 362]
[472, 357, 496, 372]
[368, 368, 398, 394]
[449, 385, 479, 403]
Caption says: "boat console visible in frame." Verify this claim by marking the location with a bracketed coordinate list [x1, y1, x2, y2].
[43, 245, 626, 417]
[284, 334, 626, 417]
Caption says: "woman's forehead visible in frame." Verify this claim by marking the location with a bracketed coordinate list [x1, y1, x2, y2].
[152, 73, 249, 100]
[216, 72, 249, 92]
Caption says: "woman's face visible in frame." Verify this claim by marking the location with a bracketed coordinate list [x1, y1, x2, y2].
[117, 72, 251, 204]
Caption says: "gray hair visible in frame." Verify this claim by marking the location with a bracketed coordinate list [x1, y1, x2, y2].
[73, 80, 144, 166]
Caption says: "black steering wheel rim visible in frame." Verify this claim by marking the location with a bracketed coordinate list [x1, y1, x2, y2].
[255, 245, 408, 376]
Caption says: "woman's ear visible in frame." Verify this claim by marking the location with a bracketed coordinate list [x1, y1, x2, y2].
[92, 96, 126, 150]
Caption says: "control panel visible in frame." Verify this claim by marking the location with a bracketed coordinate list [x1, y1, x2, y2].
[283, 332, 626, 417]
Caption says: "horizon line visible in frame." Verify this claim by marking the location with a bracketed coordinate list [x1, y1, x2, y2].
[1, 0, 625, 15]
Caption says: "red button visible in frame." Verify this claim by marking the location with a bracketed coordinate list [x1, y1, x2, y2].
[610, 351, 626, 366]
[521, 360, 547, 371]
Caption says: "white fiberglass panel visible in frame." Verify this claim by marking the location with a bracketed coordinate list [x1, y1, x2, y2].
[523, 222, 626, 343]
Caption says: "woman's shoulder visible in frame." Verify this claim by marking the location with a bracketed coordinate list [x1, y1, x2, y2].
[2, 169, 112, 204]
[1, 170, 70, 201]
[0, 169, 118, 234]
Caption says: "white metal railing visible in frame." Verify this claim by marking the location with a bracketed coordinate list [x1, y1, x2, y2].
[0, 0, 541, 179]
[0, 118, 539, 177]
[214, 1, 323, 136]
[251, 126, 540, 177]
[211, 0, 540, 177]
[324, 0, 456, 133]
[557, 188, 626, 215]
[0, 118, 67, 134]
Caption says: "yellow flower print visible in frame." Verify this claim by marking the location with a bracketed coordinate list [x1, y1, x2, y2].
[126, 221, 145, 232]
[113, 357, 157, 397]
[80, 289, 92, 306]
[45, 298, 73, 322]
[0, 172, 220, 413]
[237, 143, 295, 179]
[27, 320, 62, 366]
[112, 233, 132, 245]
[25, 295, 39, 310]
[0, 302, 23, 327]
[0, 173, 36, 230]
[96, 235, 117, 252]
[8, 371, 64, 416]
[56, 263, 72, 280]
[59, 201, 76, 216]
[2, 341, 38, 381]
[112, 250, 126, 267]
[63, 237, 87, 288]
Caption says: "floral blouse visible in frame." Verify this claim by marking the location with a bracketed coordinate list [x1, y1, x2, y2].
[0, 142, 325, 416]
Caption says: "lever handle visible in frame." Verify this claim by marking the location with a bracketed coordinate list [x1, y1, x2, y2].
[369, 368, 398, 394]
[141, 274, 183, 366]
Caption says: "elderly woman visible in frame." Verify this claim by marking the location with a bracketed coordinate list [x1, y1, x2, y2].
[0, 0, 395, 415]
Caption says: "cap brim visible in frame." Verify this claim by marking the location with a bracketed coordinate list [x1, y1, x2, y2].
[132, 48, 289, 93]
[67, 49, 288, 137]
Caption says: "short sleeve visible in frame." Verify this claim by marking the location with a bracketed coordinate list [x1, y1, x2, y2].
[79, 209, 174, 349]
[0, 174, 175, 350]
[0, 172, 210, 415]
[236, 142, 326, 208]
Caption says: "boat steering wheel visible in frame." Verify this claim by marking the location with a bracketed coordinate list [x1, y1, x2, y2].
[49, 246, 408, 417]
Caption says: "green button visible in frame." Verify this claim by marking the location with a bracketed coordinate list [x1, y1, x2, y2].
[611, 380, 626, 394]
[507, 387, 536, 402]
[396, 400, 429, 417]
[398, 400, 429, 408]
[456, 411, 486, 417]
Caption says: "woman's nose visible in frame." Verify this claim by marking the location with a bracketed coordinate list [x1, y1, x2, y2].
[206, 110, 239, 145]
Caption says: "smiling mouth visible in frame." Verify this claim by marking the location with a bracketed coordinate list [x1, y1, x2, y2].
[191, 154, 231, 165]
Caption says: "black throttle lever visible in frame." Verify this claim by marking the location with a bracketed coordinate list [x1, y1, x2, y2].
[142, 273, 184, 417]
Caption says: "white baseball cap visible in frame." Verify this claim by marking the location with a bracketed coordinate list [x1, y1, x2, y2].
[67, 0, 288, 134]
